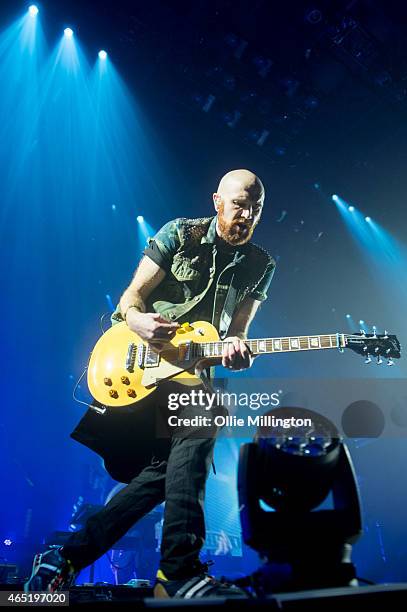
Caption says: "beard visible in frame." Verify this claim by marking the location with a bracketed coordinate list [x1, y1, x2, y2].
[217, 203, 256, 246]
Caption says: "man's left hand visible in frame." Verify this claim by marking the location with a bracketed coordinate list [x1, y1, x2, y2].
[222, 337, 253, 371]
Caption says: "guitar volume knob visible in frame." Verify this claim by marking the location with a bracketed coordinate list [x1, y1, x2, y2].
[127, 389, 136, 398]
[104, 378, 112, 386]
[121, 376, 130, 385]
[109, 389, 119, 398]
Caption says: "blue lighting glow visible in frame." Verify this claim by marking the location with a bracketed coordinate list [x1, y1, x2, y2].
[346, 314, 351, 318]
[137, 215, 144, 223]
[349, 206, 355, 212]
[331, 194, 338, 202]
[28, 5, 39, 16]
[98, 50, 107, 60]
[365, 216, 371, 222]
[64, 28, 73, 38]
[359, 320, 365, 326]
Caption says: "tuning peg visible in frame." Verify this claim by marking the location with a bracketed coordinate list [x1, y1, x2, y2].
[387, 358, 394, 366]
[372, 326, 377, 338]
[365, 354, 372, 364]
[376, 356, 383, 365]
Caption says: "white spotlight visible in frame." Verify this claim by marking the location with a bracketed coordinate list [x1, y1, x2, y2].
[348, 206, 355, 212]
[137, 215, 144, 223]
[99, 50, 107, 60]
[365, 216, 371, 222]
[28, 5, 39, 16]
[64, 28, 74, 38]
[331, 194, 338, 202]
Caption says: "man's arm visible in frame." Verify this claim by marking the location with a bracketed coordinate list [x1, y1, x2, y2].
[120, 256, 179, 348]
[222, 297, 261, 369]
[227, 296, 261, 340]
[119, 256, 165, 318]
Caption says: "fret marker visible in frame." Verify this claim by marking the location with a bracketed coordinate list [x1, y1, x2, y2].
[310, 337, 320, 348]
[290, 338, 299, 349]
[259, 340, 267, 352]
[273, 339, 281, 351]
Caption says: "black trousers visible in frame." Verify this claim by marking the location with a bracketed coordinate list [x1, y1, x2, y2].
[63, 382, 224, 580]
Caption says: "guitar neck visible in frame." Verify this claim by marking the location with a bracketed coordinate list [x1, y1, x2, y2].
[198, 333, 346, 359]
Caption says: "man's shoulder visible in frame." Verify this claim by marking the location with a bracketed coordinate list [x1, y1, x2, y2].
[161, 215, 214, 243]
[246, 241, 276, 269]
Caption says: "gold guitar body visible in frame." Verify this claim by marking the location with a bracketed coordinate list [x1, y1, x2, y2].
[87, 320, 219, 407]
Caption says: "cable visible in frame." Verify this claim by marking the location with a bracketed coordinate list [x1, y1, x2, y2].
[100, 312, 113, 335]
[72, 367, 93, 409]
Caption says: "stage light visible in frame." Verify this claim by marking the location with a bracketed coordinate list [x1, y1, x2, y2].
[98, 50, 107, 60]
[365, 216, 371, 222]
[348, 206, 355, 212]
[137, 215, 144, 223]
[238, 408, 362, 592]
[64, 28, 73, 38]
[346, 314, 351, 318]
[332, 194, 338, 202]
[3, 539, 12, 546]
[28, 5, 39, 16]
[359, 320, 365, 326]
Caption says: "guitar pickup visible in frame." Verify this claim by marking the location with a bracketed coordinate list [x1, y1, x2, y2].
[145, 346, 160, 368]
[179, 341, 192, 363]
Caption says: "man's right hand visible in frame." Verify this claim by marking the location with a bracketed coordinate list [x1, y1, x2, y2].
[126, 310, 180, 351]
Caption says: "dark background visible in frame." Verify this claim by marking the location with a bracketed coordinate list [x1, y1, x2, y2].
[0, 0, 406, 585]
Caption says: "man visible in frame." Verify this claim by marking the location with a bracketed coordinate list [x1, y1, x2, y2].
[25, 169, 275, 598]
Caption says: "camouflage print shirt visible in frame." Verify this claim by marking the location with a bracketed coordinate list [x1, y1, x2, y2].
[112, 215, 275, 339]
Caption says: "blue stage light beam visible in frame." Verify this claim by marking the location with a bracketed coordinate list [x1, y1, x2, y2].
[28, 5, 39, 17]
[89, 52, 173, 255]
[98, 50, 107, 60]
[330, 193, 407, 329]
[331, 193, 348, 213]
[138, 218, 156, 242]
[345, 313, 357, 331]
[0, 6, 179, 556]
[64, 28, 73, 38]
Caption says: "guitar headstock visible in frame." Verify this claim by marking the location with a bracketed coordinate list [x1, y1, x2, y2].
[346, 331, 401, 365]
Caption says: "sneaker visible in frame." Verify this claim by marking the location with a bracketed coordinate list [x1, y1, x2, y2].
[153, 563, 249, 599]
[24, 547, 77, 593]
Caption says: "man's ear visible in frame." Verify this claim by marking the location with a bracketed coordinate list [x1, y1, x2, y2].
[213, 193, 221, 211]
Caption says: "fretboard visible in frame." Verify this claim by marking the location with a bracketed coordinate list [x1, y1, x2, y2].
[196, 334, 346, 359]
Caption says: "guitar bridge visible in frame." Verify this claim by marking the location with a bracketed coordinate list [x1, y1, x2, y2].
[125, 343, 137, 372]
[137, 343, 145, 368]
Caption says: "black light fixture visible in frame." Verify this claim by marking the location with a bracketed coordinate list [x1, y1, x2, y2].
[237, 407, 363, 593]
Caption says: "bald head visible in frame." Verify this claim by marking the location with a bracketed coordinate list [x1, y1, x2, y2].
[217, 169, 265, 202]
[213, 169, 265, 246]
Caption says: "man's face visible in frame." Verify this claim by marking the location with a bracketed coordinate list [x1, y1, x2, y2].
[215, 186, 264, 246]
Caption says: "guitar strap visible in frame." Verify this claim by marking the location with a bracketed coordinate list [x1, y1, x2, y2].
[218, 268, 239, 340]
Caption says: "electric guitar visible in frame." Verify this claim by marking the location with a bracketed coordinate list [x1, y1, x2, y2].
[87, 321, 401, 407]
